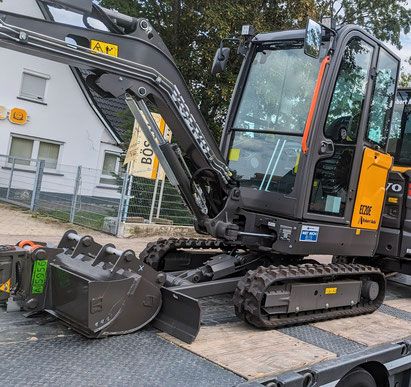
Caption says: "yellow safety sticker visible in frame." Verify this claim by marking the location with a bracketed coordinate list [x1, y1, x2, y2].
[355, 229, 361, 236]
[0, 278, 11, 294]
[388, 197, 399, 204]
[325, 287, 337, 295]
[228, 148, 240, 161]
[90, 40, 119, 57]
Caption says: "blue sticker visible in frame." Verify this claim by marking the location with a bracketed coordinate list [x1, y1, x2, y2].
[299, 225, 320, 242]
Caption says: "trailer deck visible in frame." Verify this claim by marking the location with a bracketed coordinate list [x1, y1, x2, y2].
[1, 279, 410, 386]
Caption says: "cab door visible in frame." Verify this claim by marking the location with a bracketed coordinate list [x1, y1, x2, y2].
[304, 33, 399, 229]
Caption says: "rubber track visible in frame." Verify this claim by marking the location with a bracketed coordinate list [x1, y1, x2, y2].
[139, 238, 239, 271]
[233, 263, 386, 328]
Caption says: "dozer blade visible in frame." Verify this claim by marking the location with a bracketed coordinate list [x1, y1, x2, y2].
[9, 231, 165, 337]
[153, 287, 201, 343]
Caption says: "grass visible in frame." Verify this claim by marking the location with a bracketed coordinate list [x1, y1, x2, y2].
[37, 208, 107, 231]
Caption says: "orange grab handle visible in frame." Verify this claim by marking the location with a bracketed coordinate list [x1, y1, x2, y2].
[18, 240, 43, 251]
[302, 55, 331, 154]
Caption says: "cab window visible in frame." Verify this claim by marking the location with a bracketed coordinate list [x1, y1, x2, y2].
[366, 49, 399, 147]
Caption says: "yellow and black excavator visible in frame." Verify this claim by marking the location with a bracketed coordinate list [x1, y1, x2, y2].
[0, 0, 408, 343]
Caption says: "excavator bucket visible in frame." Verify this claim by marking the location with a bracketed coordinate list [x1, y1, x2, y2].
[0, 231, 201, 341]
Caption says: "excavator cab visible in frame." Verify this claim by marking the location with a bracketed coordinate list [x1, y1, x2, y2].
[219, 23, 399, 258]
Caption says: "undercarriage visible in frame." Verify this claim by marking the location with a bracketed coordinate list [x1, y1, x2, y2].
[139, 237, 386, 341]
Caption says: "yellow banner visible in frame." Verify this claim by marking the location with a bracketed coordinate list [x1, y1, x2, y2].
[124, 114, 172, 180]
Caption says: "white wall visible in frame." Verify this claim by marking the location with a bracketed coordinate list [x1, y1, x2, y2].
[0, 0, 123, 198]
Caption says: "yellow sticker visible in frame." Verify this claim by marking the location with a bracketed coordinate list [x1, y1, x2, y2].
[228, 148, 240, 161]
[355, 229, 361, 236]
[90, 40, 119, 57]
[0, 278, 11, 294]
[388, 197, 399, 204]
[325, 287, 337, 295]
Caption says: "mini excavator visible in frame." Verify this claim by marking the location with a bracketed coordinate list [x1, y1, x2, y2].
[0, 0, 408, 343]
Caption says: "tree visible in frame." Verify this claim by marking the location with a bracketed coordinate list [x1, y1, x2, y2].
[316, 0, 411, 49]
[101, 0, 411, 145]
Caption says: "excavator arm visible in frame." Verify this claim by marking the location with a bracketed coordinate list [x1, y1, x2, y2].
[0, 0, 232, 226]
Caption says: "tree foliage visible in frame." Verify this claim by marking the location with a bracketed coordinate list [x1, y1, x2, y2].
[317, 0, 411, 49]
[100, 0, 411, 145]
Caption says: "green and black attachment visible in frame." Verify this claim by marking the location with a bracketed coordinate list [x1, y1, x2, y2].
[0, 231, 201, 342]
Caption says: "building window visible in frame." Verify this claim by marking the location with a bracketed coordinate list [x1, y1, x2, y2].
[19, 71, 50, 103]
[9, 137, 33, 166]
[38, 141, 60, 169]
[100, 152, 120, 184]
[8, 136, 61, 169]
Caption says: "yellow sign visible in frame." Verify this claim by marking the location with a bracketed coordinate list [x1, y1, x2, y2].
[325, 287, 337, 295]
[0, 278, 11, 294]
[90, 40, 119, 57]
[0, 106, 7, 120]
[9, 108, 28, 125]
[124, 114, 172, 180]
[351, 148, 393, 230]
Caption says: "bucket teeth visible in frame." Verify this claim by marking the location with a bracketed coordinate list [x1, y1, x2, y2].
[18, 230, 163, 338]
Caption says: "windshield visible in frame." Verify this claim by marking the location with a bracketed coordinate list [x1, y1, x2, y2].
[229, 42, 322, 194]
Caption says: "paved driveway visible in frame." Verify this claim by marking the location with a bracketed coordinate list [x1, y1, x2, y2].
[0, 203, 161, 253]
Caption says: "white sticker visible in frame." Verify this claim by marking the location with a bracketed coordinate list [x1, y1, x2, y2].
[300, 225, 320, 242]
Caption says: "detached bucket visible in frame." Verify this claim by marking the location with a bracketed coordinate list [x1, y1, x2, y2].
[32, 231, 163, 337]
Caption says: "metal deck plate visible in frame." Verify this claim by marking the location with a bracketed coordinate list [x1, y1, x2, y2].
[380, 304, 411, 321]
[1, 282, 410, 384]
[0, 308, 243, 387]
[278, 325, 366, 356]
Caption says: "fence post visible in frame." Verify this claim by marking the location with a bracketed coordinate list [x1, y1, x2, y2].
[122, 174, 133, 222]
[70, 166, 82, 223]
[156, 177, 166, 219]
[116, 172, 128, 236]
[6, 157, 16, 200]
[149, 176, 160, 223]
[31, 160, 45, 211]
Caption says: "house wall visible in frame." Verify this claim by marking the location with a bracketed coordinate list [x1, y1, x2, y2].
[0, 0, 123, 198]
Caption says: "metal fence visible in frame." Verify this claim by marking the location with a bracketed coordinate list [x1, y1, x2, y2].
[0, 154, 193, 235]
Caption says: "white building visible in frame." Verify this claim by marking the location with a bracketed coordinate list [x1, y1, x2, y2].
[0, 0, 128, 199]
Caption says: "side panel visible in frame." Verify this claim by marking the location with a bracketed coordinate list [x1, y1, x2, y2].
[351, 148, 392, 230]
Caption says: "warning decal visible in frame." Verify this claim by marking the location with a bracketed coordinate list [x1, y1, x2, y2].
[0, 278, 11, 293]
[90, 40, 119, 57]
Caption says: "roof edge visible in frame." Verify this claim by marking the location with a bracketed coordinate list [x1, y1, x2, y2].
[71, 68, 123, 145]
